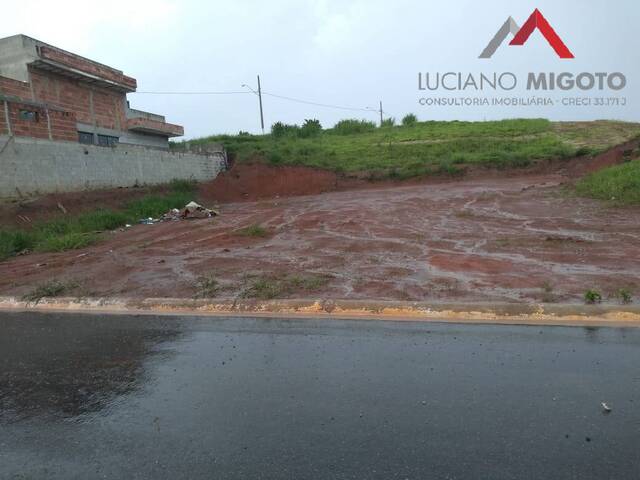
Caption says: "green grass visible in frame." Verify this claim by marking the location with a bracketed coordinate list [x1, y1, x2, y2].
[0, 180, 198, 261]
[576, 159, 640, 205]
[36, 232, 98, 252]
[124, 191, 194, 219]
[175, 119, 640, 179]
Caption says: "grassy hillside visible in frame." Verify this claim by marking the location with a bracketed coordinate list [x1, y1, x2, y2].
[174, 119, 640, 179]
[0, 180, 197, 261]
[576, 158, 640, 205]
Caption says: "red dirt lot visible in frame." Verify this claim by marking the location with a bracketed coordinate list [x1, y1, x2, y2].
[0, 172, 638, 303]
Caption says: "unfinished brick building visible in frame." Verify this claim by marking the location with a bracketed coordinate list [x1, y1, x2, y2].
[0, 34, 183, 149]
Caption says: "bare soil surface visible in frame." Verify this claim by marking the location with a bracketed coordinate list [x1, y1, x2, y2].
[1, 172, 638, 303]
[1, 139, 639, 303]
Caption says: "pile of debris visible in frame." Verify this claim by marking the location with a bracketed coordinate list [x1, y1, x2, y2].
[139, 202, 220, 225]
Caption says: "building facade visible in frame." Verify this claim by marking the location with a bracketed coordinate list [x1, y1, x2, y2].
[0, 35, 183, 149]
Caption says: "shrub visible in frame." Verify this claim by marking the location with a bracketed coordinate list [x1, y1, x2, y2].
[584, 289, 602, 304]
[380, 118, 396, 128]
[268, 152, 283, 164]
[299, 119, 322, 138]
[332, 119, 376, 135]
[271, 121, 299, 138]
[616, 288, 633, 304]
[402, 114, 418, 126]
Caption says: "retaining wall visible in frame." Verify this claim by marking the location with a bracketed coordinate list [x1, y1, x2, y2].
[0, 135, 226, 198]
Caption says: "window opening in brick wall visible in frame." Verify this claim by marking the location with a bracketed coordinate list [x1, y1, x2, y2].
[78, 131, 94, 144]
[97, 134, 119, 147]
[19, 110, 38, 122]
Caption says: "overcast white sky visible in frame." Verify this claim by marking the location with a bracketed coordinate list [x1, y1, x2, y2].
[3, 0, 638, 138]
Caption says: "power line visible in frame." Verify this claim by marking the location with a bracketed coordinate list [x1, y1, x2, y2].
[131, 84, 388, 128]
[132, 89, 372, 111]
[261, 91, 372, 113]
[132, 90, 251, 95]
[131, 87, 376, 114]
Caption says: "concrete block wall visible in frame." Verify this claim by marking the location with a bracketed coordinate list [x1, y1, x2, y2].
[0, 135, 226, 199]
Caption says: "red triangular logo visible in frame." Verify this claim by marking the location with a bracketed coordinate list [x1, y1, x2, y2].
[509, 9, 574, 59]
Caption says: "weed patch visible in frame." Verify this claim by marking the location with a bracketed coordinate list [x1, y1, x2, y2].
[240, 273, 331, 299]
[22, 279, 79, 303]
[233, 224, 269, 238]
[194, 274, 219, 299]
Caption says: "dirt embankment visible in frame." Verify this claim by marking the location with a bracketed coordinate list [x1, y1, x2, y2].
[197, 163, 339, 203]
[1, 138, 638, 229]
[197, 138, 640, 203]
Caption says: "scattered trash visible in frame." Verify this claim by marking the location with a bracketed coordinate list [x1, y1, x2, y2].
[16, 249, 31, 256]
[181, 201, 219, 219]
[125, 224, 132, 228]
[57, 202, 68, 214]
[160, 209, 181, 222]
[601, 402, 612, 413]
[139, 202, 219, 225]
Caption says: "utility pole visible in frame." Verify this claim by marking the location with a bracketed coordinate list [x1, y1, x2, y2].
[379, 100, 383, 126]
[257, 75, 265, 134]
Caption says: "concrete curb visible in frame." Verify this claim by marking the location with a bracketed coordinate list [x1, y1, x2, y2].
[0, 296, 639, 327]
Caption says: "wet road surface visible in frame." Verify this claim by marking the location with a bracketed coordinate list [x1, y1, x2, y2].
[1, 312, 639, 479]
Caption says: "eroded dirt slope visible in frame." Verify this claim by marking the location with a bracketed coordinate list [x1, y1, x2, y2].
[1, 173, 638, 303]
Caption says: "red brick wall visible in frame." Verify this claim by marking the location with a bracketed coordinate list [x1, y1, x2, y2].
[0, 90, 78, 142]
[92, 89, 125, 130]
[39, 46, 137, 91]
[0, 76, 32, 99]
[49, 109, 77, 142]
[6, 102, 50, 139]
[127, 117, 184, 136]
[0, 102, 6, 135]
[0, 52, 164, 142]
[29, 68, 127, 130]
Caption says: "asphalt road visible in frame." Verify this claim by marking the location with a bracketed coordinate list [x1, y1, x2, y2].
[0, 312, 639, 479]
